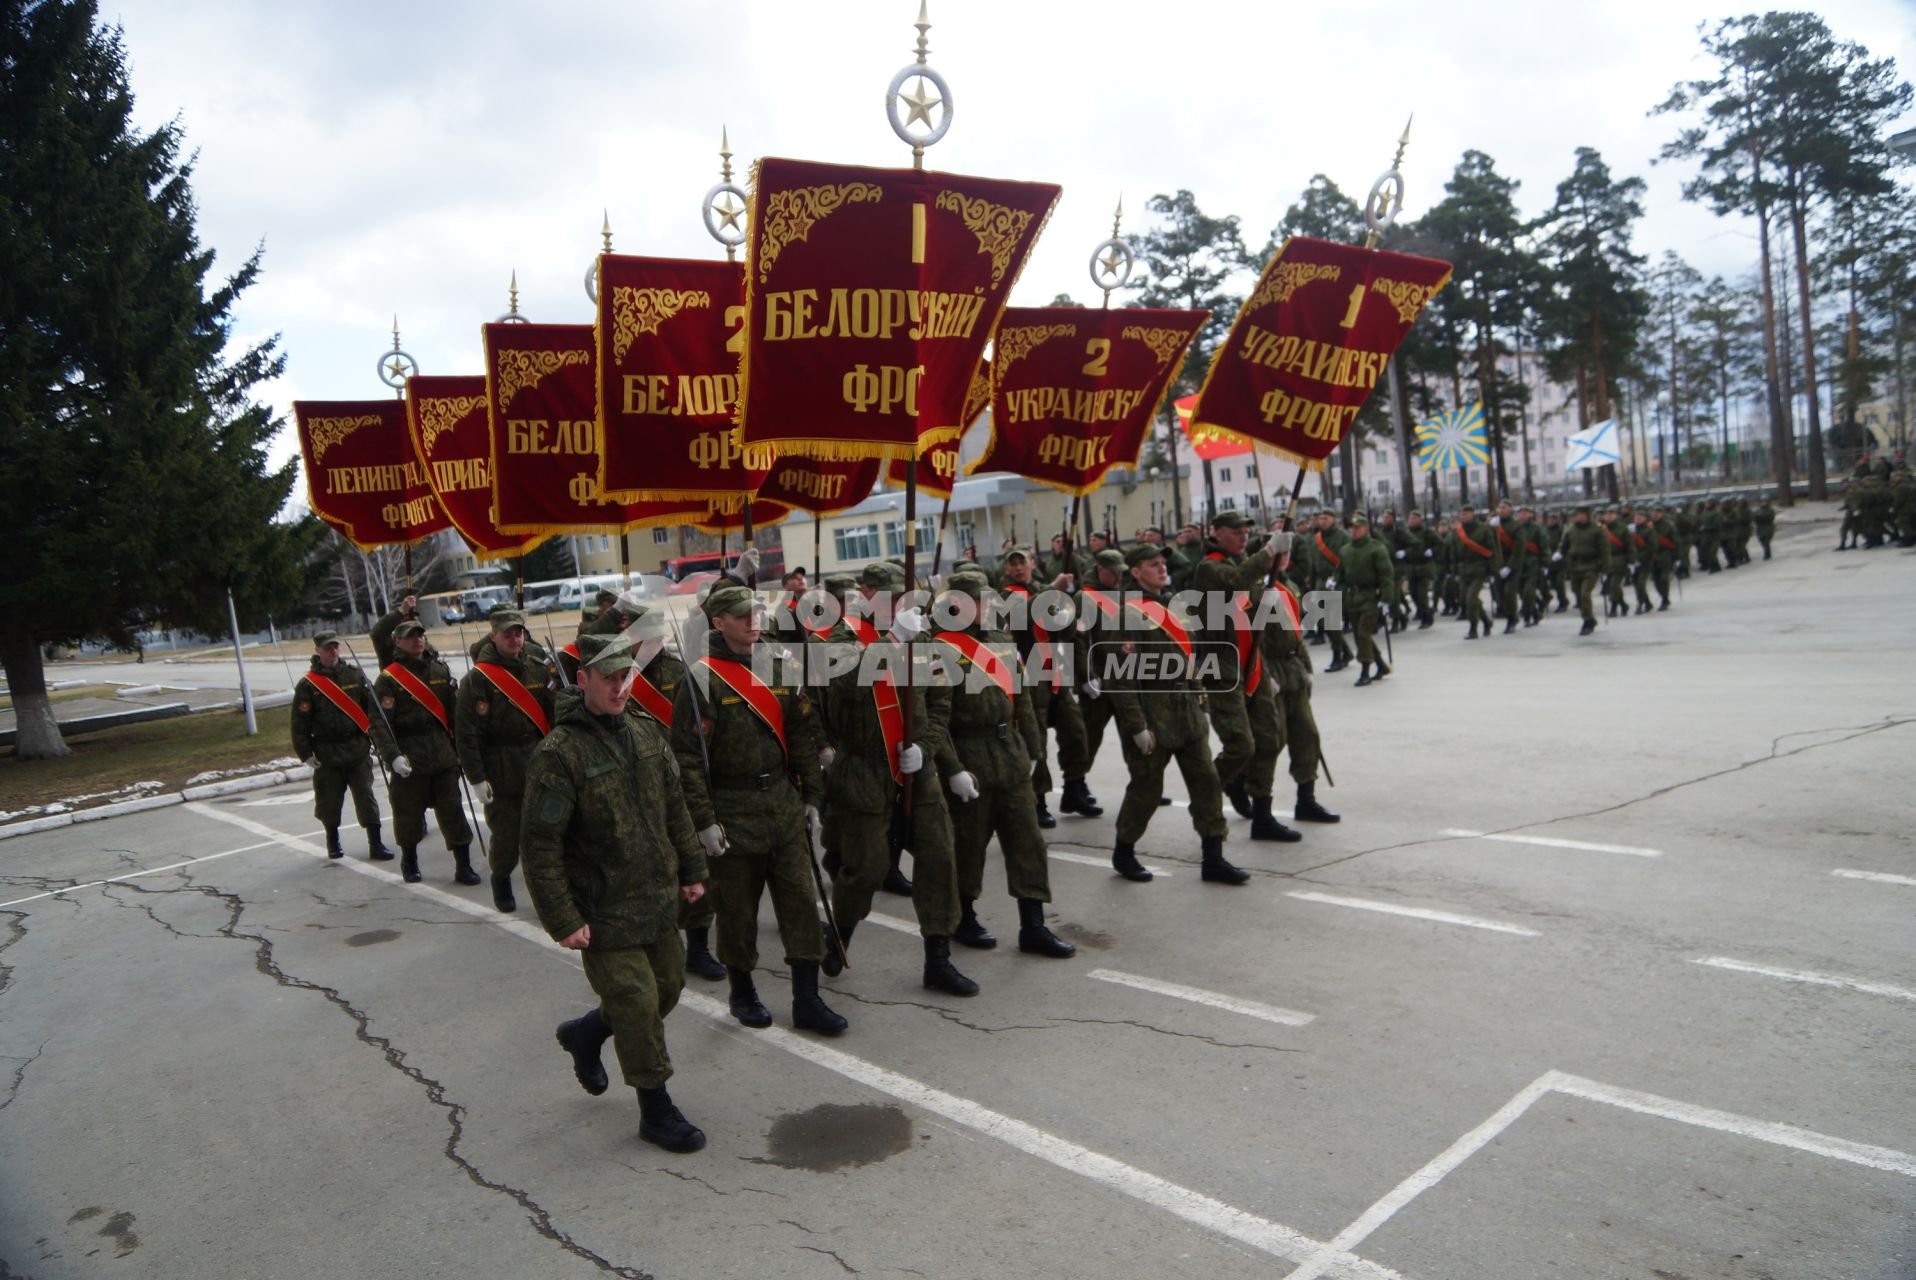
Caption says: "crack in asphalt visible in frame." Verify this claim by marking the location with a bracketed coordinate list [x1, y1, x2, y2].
[0, 1041, 49, 1112]
[622, 1163, 786, 1200]
[795, 1244, 859, 1274]
[98, 877, 654, 1280]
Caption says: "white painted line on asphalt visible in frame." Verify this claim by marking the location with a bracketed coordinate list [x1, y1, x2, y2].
[1286, 891, 1540, 937]
[1087, 968, 1314, 1028]
[0, 831, 323, 909]
[1694, 956, 1916, 1004]
[1831, 868, 1916, 887]
[863, 911, 917, 935]
[1050, 849, 1175, 877]
[184, 801, 1399, 1280]
[1439, 828, 1663, 858]
[1281, 1068, 1916, 1280]
[238, 791, 316, 807]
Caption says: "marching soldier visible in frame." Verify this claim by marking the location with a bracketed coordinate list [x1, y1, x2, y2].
[932, 569, 1076, 959]
[1598, 507, 1631, 616]
[528, 633, 711, 1154]
[1106, 544, 1247, 885]
[1260, 534, 1339, 824]
[1490, 499, 1522, 633]
[1402, 509, 1440, 629]
[455, 608, 555, 913]
[1647, 504, 1677, 611]
[998, 545, 1098, 827]
[1541, 508, 1570, 612]
[291, 630, 392, 862]
[1516, 505, 1547, 625]
[1754, 499, 1777, 559]
[1628, 507, 1656, 614]
[1340, 513, 1395, 685]
[371, 620, 478, 886]
[1695, 499, 1722, 571]
[371, 591, 430, 669]
[670, 584, 844, 1036]
[1168, 522, 1206, 590]
[1306, 510, 1354, 670]
[1072, 548, 1130, 775]
[1562, 505, 1606, 636]
[1375, 509, 1409, 632]
[1446, 502, 1500, 639]
[817, 563, 979, 995]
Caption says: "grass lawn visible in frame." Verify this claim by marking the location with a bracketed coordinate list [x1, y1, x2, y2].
[1, 704, 296, 815]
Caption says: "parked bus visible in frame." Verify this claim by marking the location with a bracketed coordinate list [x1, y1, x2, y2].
[660, 547, 783, 587]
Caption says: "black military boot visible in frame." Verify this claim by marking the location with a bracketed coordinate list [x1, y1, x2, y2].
[954, 898, 997, 949]
[1373, 658, 1391, 680]
[1222, 774, 1253, 818]
[1059, 777, 1103, 818]
[325, 826, 345, 859]
[399, 845, 423, 883]
[637, 1086, 707, 1153]
[1034, 797, 1058, 829]
[1112, 841, 1153, 882]
[881, 845, 913, 895]
[491, 873, 516, 913]
[790, 962, 848, 1036]
[1294, 782, 1339, 824]
[1465, 623, 1479, 640]
[922, 935, 980, 995]
[1657, 599, 1669, 612]
[554, 1007, 611, 1096]
[1158, 795, 1174, 806]
[1354, 663, 1372, 687]
[1016, 898, 1076, 958]
[451, 844, 482, 887]
[684, 926, 725, 981]
[366, 825, 394, 861]
[1503, 615, 1517, 634]
[1763, 546, 1772, 560]
[820, 919, 854, 978]
[1579, 618, 1597, 636]
[727, 968, 773, 1028]
[1200, 836, 1250, 885]
[1250, 796, 1302, 842]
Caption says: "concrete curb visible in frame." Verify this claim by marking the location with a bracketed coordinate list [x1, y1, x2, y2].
[0, 765, 315, 841]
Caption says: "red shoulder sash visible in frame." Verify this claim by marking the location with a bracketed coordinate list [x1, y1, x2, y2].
[383, 663, 450, 734]
[473, 662, 550, 736]
[693, 657, 787, 756]
[301, 672, 370, 734]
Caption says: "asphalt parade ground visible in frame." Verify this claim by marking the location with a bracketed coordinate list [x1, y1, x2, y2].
[2, 513, 1911, 1280]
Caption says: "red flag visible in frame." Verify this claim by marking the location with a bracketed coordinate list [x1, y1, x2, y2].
[887, 358, 989, 499]
[1173, 393, 1253, 462]
[407, 375, 547, 560]
[757, 455, 883, 516]
[295, 399, 449, 550]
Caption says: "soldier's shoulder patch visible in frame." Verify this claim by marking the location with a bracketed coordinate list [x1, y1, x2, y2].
[475, 700, 488, 716]
[535, 792, 568, 826]
[381, 696, 396, 708]
[297, 700, 310, 711]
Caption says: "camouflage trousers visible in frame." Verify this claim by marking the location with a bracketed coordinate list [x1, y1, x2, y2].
[483, 791, 522, 877]
[1080, 691, 1116, 773]
[582, 935, 685, 1091]
[1028, 682, 1088, 797]
[1571, 570, 1599, 625]
[390, 764, 473, 850]
[1208, 678, 1282, 798]
[1351, 599, 1386, 664]
[708, 834, 824, 970]
[833, 793, 959, 938]
[953, 779, 1052, 904]
[1275, 679, 1322, 787]
[313, 757, 380, 830]
[1116, 729, 1228, 844]
[1457, 572, 1491, 628]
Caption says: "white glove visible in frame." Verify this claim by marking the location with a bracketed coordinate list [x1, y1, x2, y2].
[947, 771, 980, 802]
[699, 824, 729, 856]
[889, 606, 926, 643]
[1425, 548, 1434, 558]
[1498, 567, 1512, 579]
[1490, 516, 1502, 527]
[734, 546, 761, 582]
[1325, 577, 1337, 590]
[805, 805, 824, 851]
[1133, 729, 1156, 754]
[392, 755, 413, 778]
[819, 745, 837, 770]
[1028, 758, 1038, 777]
[1081, 677, 1102, 700]
[897, 743, 923, 775]
[1394, 550, 1406, 560]
[478, 780, 494, 805]
[1551, 552, 1563, 563]
[301, 756, 318, 770]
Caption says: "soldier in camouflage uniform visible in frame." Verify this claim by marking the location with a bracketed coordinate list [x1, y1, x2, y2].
[933, 569, 1076, 959]
[371, 620, 477, 886]
[1561, 505, 1606, 636]
[1107, 545, 1248, 886]
[816, 562, 978, 996]
[1596, 508, 1630, 615]
[1374, 509, 1408, 632]
[1446, 502, 1501, 639]
[1753, 499, 1777, 559]
[1341, 513, 1395, 685]
[1072, 549, 1130, 775]
[672, 583, 843, 1036]
[455, 609, 554, 914]
[1626, 508, 1655, 614]
[1167, 523, 1206, 592]
[1515, 505, 1547, 625]
[1402, 509, 1440, 628]
[1695, 499, 1722, 571]
[1540, 509, 1569, 613]
[1489, 499, 1523, 633]
[528, 632, 711, 1154]
[998, 545, 1096, 827]
[1646, 505, 1677, 611]
[1260, 535, 1339, 824]
[1306, 510, 1355, 670]
[371, 592, 429, 669]
[291, 631, 391, 862]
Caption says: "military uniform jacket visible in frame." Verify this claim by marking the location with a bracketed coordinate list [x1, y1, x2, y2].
[1406, 524, 1441, 572]
[670, 631, 825, 853]
[1596, 520, 1628, 571]
[1339, 535, 1395, 608]
[1258, 573, 1314, 694]
[934, 626, 1042, 792]
[1754, 504, 1777, 534]
[1491, 518, 1525, 573]
[1073, 582, 1132, 685]
[1647, 519, 1678, 568]
[370, 609, 436, 670]
[456, 639, 556, 796]
[822, 620, 959, 814]
[372, 653, 459, 772]
[1516, 520, 1546, 574]
[1167, 541, 1206, 592]
[1448, 517, 1501, 575]
[1103, 590, 1208, 753]
[1306, 525, 1350, 589]
[521, 691, 708, 950]
[1190, 540, 1275, 690]
[1561, 521, 1607, 573]
[627, 650, 687, 730]
[292, 658, 376, 769]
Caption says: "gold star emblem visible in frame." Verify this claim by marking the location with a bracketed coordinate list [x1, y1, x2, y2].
[386, 357, 410, 381]
[713, 193, 745, 232]
[1098, 246, 1126, 279]
[900, 77, 941, 128]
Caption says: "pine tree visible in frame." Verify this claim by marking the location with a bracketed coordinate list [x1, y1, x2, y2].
[0, 0, 322, 758]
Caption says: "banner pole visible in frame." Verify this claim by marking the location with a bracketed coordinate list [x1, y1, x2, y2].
[931, 496, 952, 577]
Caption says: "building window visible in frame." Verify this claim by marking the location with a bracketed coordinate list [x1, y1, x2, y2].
[1218, 496, 1236, 511]
[836, 523, 881, 561]
[957, 522, 975, 550]
[1219, 466, 1232, 483]
[653, 527, 670, 544]
[883, 516, 936, 556]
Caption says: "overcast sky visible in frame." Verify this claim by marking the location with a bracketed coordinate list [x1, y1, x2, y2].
[106, 0, 1914, 476]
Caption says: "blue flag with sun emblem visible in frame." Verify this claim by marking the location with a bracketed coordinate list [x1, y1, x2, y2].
[1416, 402, 1488, 473]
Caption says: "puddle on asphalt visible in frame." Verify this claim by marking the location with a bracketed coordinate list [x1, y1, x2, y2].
[756, 1103, 912, 1172]
[345, 929, 401, 947]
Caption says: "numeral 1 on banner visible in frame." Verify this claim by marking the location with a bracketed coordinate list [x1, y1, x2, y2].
[1339, 284, 1365, 330]
[912, 204, 927, 265]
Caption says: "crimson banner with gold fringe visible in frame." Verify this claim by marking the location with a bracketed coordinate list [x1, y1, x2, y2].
[692, 498, 792, 534]
[407, 376, 547, 561]
[1189, 236, 1450, 469]
[485, 323, 707, 536]
[737, 157, 1060, 461]
[595, 254, 772, 513]
[970, 307, 1207, 496]
[295, 398, 449, 550]
[1173, 392, 1254, 462]
[887, 357, 988, 499]
[756, 455, 882, 516]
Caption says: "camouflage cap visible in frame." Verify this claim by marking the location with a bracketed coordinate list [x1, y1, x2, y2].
[393, 619, 426, 638]
[1407, 509, 1424, 519]
[576, 632, 637, 675]
[595, 589, 619, 607]
[1093, 548, 1127, 572]
[703, 583, 755, 618]
[1004, 544, 1035, 563]
[1349, 511, 1371, 526]
[1574, 504, 1593, 515]
[860, 561, 906, 590]
[313, 630, 341, 646]
[489, 608, 528, 631]
[942, 571, 989, 601]
[1211, 510, 1254, 529]
[822, 573, 858, 597]
[1125, 544, 1167, 568]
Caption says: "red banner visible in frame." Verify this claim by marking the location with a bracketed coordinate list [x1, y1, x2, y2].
[407, 375, 546, 561]
[485, 323, 704, 536]
[1190, 236, 1451, 468]
[738, 157, 1060, 461]
[693, 498, 792, 534]
[295, 399, 449, 550]
[887, 358, 989, 499]
[971, 307, 1206, 496]
[1174, 393, 1252, 462]
[595, 254, 773, 510]
[756, 455, 882, 516]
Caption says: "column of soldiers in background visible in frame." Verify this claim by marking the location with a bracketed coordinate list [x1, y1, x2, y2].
[1837, 455, 1914, 550]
